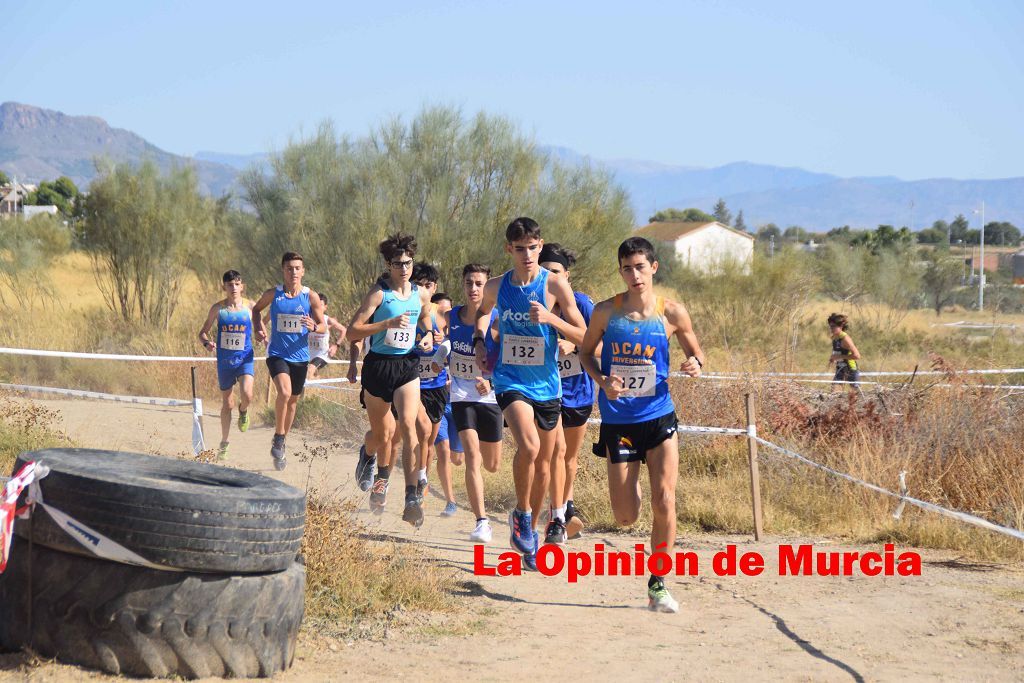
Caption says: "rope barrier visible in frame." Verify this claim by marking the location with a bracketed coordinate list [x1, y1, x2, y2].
[0, 346, 359, 365]
[0, 382, 192, 407]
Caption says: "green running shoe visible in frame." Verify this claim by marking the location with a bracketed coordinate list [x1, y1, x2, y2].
[237, 410, 250, 432]
[647, 579, 679, 614]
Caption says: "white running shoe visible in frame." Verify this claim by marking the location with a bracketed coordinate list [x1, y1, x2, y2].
[469, 519, 493, 543]
[647, 581, 680, 614]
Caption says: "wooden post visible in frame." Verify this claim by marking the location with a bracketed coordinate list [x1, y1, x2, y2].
[745, 393, 764, 541]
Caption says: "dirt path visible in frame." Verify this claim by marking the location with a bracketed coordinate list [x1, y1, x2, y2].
[3, 396, 1024, 682]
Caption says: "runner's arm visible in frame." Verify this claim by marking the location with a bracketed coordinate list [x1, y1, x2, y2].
[529, 276, 585, 344]
[250, 288, 276, 344]
[840, 334, 861, 360]
[197, 304, 219, 351]
[665, 300, 704, 377]
[473, 278, 500, 370]
[345, 287, 396, 342]
[307, 291, 326, 334]
[580, 301, 625, 399]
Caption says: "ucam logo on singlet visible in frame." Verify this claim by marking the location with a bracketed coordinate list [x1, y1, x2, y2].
[610, 341, 657, 358]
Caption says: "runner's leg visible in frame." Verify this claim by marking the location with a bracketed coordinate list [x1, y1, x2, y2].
[606, 453, 643, 528]
[219, 387, 234, 445]
[503, 401, 541, 512]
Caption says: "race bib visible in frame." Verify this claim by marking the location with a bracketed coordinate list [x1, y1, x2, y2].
[611, 363, 657, 397]
[308, 332, 329, 356]
[220, 332, 246, 351]
[450, 352, 478, 380]
[417, 357, 439, 379]
[276, 314, 304, 334]
[384, 326, 415, 350]
[502, 334, 543, 366]
[558, 351, 583, 379]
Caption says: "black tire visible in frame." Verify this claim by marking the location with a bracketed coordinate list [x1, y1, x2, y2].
[12, 448, 305, 574]
[0, 537, 304, 679]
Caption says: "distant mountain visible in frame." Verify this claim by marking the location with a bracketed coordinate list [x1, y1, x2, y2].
[194, 150, 269, 172]
[545, 147, 1021, 228]
[0, 102, 239, 196]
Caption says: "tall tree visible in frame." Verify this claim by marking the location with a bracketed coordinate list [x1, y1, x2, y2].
[712, 198, 732, 226]
[0, 171, 10, 187]
[984, 221, 1020, 246]
[949, 214, 970, 243]
[734, 209, 747, 232]
[921, 250, 964, 315]
[648, 207, 715, 223]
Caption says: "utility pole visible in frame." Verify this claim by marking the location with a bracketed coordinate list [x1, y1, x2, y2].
[975, 201, 986, 311]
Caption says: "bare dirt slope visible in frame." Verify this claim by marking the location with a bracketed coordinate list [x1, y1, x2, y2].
[2, 396, 1023, 682]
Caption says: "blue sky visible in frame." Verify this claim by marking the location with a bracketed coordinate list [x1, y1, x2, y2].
[3, 1, 1022, 179]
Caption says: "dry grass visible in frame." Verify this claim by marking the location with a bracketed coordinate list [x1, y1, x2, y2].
[0, 399, 73, 476]
[301, 487, 458, 638]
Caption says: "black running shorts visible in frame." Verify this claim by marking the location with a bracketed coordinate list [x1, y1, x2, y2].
[561, 403, 594, 429]
[451, 401, 504, 443]
[496, 391, 561, 432]
[266, 356, 309, 395]
[361, 351, 419, 404]
[421, 386, 450, 424]
[593, 411, 678, 464]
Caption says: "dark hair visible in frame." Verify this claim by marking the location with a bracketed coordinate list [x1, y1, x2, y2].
[318, 292, 328, 306]
[222, 269, 242, 283]
[505, 217, 541, 243]
[379, 232, 417, 262]
[617, 237, 657, 265]
[431, 292, 452, 305]
[281, 251, 303, 265]
[412, 262, 439, 284]
[462, 263, 491, 278]
[539, 242, 577, 269]
[827, 313, 850, 330]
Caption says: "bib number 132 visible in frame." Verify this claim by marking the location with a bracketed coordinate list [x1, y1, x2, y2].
[502, 334, 543, 366]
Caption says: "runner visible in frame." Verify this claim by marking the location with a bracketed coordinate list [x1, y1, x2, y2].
[197, 270, 255, 461]
[474, 218, 586, 567]
[447, 263, 503, 543]
[539, 243, 595, 541]
[307, 292, 348, 379]
[252, 252, 326, 470]
[434, 403, 464, 517]
[579, 236, 704, 613]
[828, 313, 861, 393]
[347, 234, 432, 526]
[411, 263, 449, 502]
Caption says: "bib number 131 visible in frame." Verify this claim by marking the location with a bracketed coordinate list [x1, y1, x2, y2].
[502, 334, 543, 366]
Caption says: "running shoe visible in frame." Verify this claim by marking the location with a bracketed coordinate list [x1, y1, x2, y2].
[271, 434, 287, 471]
[237, 411, 249, 433]
[469, 519, 492, 543]
[416, 477, 429, 500]
[402, 489, 424, 528]
[647, 578, 679, 614]
[369, 477, 389, 513]
[544, 518, 567, 546]
[441, 501, 458, 517]
[565, 500, 584, 539]
[508, 509, 535, 554]
[522, 530, 540, 572]
[355, 445, 377, 492]
[217, 441, 229, 461]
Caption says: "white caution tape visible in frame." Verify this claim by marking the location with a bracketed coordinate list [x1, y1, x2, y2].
[584, 417, 745, 436]
[0, 382, 192, 407]
[191, 398, 205, 455]
[0, 345, 363, 365]
[1, 461, 40, 573]
[754, 436, 1024, 543]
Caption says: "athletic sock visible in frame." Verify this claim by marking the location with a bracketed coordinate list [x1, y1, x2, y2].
[405, 485, 417, 497]
[553, 505, 567, 523]
[418, 468, 427, 480]
[477, 517, 487, 523]
[648, 574, 664, 589]
[377, 465, 391, 480]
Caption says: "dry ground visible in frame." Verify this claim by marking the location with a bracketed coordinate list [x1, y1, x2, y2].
[0, 395, 1022, 682]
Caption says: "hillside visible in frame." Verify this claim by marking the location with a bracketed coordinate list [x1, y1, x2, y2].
[0, 102, 238, 196]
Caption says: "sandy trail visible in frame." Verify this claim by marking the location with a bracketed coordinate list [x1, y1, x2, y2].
[2, 395, 1023, 682]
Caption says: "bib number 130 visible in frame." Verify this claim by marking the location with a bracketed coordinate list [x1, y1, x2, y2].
[502, 334, 543, 366]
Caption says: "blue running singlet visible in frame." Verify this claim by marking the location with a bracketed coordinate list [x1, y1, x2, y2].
[558, 291, 595, 409]
[369, 280, 421, 356]
[268, 286, 311, 363]
[448, 305, 498, 404]
[416, 304, 448, 390]
[598, 295, 674, 424]
[493, 269, 560, 401]
[216, 305, 254, 368]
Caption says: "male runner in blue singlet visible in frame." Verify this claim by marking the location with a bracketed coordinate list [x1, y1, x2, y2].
[580, 236, 704, 613]
[474, 218, 586, 569]
[252, 253, 327, 471]
[198, 270, 255, 461]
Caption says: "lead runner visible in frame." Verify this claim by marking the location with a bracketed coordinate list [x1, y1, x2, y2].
[579, 236, 704, 613]
[474, 217, 586, 569]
